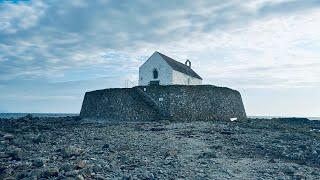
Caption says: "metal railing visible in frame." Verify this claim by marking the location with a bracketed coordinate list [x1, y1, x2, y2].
[124, 80, 137, 88]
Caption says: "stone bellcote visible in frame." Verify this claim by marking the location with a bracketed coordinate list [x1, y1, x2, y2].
[185, 59, 191, 68]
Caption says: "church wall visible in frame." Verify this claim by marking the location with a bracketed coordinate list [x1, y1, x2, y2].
[139, 52, 173, 86]
[172, 70, 202, 85]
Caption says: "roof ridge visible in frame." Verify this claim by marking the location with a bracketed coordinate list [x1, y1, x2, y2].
[157, 52, 187, 66]
[156, 51, 203, 80]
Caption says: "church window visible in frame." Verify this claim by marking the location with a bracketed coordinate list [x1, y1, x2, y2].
[153, 69, 158, 79]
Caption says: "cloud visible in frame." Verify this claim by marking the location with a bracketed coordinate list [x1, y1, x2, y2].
[0, 0, 320, 115]
[0, 1, 46, 34]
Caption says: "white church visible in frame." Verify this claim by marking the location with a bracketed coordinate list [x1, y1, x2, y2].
[139, 51, 203, 86]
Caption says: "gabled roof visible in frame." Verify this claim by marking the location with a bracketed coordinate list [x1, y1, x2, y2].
[156, 51, 203, 80]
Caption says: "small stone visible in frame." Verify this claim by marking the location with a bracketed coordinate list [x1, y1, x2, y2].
[3, 134, 14, 141]
[118, 154, 129, 163]
[141, 171, 154, 180]
[0, 152, 10, 158]
[102, 144, 109, 150]
[32, 134, 45, 144]
[164, 149, 178, 159]
[17, 171, 29, 179]
[95, 174, 106, 180]
[198, 151, 217, 159]
[61, 164, 73, 172]
[76, 174, 85, 180]
[25, 114, 33, 120]
[283, 166, 295, 175]
[122, 174, 133, 180]
[32, 158, 44, 167]
[65, 170, 79, 177]
[0, 164, 6, 174]
[7, 147, 23, 161]
[30, 169, 42, 179]
[76, 160, 86, 169]
[294, 173, 306, 180]
[268, 158, 276, 163]
[60, 146, 82, 158]
[42, 167, 59, 177]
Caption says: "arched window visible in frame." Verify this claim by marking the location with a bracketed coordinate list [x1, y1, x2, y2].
[153, 69, 158, 79]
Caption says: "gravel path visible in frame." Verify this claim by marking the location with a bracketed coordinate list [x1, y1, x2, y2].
[0, 116, 320, 179]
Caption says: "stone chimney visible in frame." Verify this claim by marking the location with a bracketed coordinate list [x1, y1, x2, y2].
[185, 59, 191, 68]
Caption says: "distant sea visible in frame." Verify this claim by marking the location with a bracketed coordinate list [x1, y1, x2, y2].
[0, 113, 78, 119]
[0, 113, 318, 120]
[249, 116, 320, 121]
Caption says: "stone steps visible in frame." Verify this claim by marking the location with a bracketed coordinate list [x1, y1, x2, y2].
[132, 87, 170, 120]
[128, 89, 161, 120]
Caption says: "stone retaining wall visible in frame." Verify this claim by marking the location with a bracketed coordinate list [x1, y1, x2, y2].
[80, 88, 159, 121]
[80, 85, 246, 121]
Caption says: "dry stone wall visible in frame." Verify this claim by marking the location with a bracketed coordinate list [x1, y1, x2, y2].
[80, 88, 159, 121]
[80, 85, 246, 121]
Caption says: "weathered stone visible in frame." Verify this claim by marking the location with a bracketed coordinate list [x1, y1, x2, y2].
[164, 149, 178, 159]
[140, 171, 155, 180]
[80, 85, 247, 122]
[283, 166, 295, 176]
[25, 114, 33, 120]
[0, 152, 10, 158]
[42, 167, 59, 177]
[198, 151, 217, 159]
[32, 158, 44, 167]
[75, 160, 86, 169]
[7, 147, 23, 161]
[268, 158, 277, 163]
[122, 174, 133, 180]
[102, 144, 109, 150]
[65, 170, 79, 177]
[31, 134, 45, 144]
[0, 115, 320, 180]
[0, 164, 6, 174]
[76, 174, 85, 180]
[61, 164, 73, 172]
[29, 169, 42, 179]
[3, 134, 14, 141]
[95, 174, 107, 180]
[60, 146, 82, 158]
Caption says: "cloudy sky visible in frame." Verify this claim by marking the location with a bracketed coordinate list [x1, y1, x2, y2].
[0, 0, 319, 117]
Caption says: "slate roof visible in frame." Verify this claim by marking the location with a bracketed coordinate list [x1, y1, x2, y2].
[156, 52, 203, 80]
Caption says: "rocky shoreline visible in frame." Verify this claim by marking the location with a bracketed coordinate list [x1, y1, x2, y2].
[0, 115, 320, 179]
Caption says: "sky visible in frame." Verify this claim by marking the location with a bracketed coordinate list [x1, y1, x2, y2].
[0, 0, 319, 117]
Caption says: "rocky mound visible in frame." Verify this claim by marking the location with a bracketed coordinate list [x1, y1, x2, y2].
[0, 115, 319, 179]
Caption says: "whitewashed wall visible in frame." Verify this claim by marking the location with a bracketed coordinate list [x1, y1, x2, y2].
[139, 52, 173, 86]
[172, 70, 202, 85]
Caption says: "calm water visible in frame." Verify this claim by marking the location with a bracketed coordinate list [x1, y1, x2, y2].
[0, 113, 78, 119]
[0, 113, 318, 120]
[249, 116, 320, 121]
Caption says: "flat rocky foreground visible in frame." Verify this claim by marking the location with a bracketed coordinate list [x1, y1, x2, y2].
[0, 116, 320, 180]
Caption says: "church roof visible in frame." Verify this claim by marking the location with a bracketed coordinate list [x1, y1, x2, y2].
[156, 52, 203, 80]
